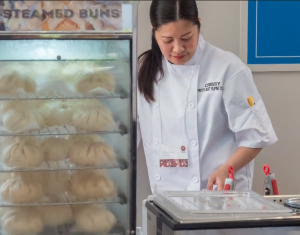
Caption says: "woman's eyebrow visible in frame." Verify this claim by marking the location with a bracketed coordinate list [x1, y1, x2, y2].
[161, 31, 191, 38]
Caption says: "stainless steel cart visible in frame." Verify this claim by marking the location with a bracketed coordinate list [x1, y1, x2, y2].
[145, 191, 300, 235]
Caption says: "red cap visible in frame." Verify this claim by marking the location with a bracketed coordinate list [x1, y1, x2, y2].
[228, 166, 234, 180]
[263, 164, 270, 176]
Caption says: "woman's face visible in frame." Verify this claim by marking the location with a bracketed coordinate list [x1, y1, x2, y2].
[154, 19, 200, 65]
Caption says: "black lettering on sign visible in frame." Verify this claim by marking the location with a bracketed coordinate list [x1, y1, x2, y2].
[22, 10, 30, 19]
[43, 9, 54, 18]
[3, 9, 11, 18]
[31, 9, 40, 18]
[198, 81, 223, 93]
[79, 9, 88, 18]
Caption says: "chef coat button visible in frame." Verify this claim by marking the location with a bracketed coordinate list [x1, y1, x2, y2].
[193, 177, 199, 183]
[188, 103, 195, 109]
[154, 139, 159, 145]
[155, 102, 159, 108]
[191, 140, 197, 147]
[156, 175, 161, 181]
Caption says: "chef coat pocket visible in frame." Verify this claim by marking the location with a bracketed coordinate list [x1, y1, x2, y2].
[250, 97, 269, 137]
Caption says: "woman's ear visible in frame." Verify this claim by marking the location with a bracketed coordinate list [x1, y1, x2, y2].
[198, 17, 201, 23]
[150, 25, 153, 29]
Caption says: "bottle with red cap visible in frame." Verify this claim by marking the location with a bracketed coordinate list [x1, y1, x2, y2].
[224, 166, 235, 191]
[263, 164, 279, 195]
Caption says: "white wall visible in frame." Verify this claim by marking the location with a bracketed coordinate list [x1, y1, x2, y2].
[136, 1, 300, 227]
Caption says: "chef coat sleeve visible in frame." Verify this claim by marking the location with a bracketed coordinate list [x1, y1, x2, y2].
[222, 66, 278, 148]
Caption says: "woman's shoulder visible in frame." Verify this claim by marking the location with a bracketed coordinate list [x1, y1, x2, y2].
[203, 42, 249, 78]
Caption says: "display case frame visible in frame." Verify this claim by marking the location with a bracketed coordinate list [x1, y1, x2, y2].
[0, 1, 138, 234]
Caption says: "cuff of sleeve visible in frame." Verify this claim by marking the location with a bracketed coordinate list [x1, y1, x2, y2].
[235, 129, 278, 148]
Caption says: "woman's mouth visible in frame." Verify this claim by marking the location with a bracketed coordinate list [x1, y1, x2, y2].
[173, 55, 185, 60]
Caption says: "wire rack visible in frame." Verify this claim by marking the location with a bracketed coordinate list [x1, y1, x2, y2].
[52, 221, 125, 235]
[0, 158, 128, 172]
[0, 192, 127, 207]
[0, 123, 128, 136]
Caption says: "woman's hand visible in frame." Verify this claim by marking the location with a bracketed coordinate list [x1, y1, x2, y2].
[206, 165, 229, 190]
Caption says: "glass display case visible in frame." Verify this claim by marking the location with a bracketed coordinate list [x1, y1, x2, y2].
[0, 1, 138, 235]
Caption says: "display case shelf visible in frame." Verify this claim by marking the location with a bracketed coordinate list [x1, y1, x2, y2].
[0, 123, 128, 136]
[0, 193, 127, 207]
[0, 158, 128, 173]
[0, 92, 128, 101]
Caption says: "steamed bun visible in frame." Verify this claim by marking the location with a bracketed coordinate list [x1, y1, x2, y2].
[73, 205, 116, 234]
[41, 137, 70, 162]
[75, 71, 115, 93]
[3, 139, 44, 168]
[0, 64, 36, 94]
[1, 207, 43, 235]
[0, 100, 46, 113]
[62, 63, 115, 93]
[3, 109, 45, 132]
[69, 170, 116, 200]
[0, 136, 40, 148]
[36, 205, 73, 226]
[72, 104, 115, 131]
[40, 171, 69, 197]
[39, 100, 74, 127]
[68, 135, 115, 166]
[0, 176, 43, 203]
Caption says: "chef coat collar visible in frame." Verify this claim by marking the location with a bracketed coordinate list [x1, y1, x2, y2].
[163, 33, 205, 66]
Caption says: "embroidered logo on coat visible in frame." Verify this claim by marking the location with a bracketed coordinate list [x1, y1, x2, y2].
[198, 82, 223, 93]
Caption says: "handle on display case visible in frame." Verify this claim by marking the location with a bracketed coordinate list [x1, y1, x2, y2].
[263, 164, 279, 195]
[224, 166, 235, 191]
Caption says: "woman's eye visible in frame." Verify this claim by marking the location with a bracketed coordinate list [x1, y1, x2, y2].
[163, 41, 173, 44]
[182, 37, 191, 41]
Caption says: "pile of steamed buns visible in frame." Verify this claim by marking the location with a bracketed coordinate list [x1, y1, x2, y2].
[0, 63, 121, 234]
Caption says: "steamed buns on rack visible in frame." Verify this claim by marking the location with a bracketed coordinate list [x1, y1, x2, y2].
[0, 64, 36, 95]
[39, 100, 74, 127]
[0, 173, 43, 204]
[62, 62, 116, 94]
[70, 99, 116, 131]
[36, 205, 73, 227]
[68, 170, 116, 200]
[39, 171, 69, 197]
[1, 207, 44, 235]
[67, 135, 116, 166]
[3, 109, 45, 132]
[2, 136, 44, 168]
[75, 71, 115, 93]
[72, 204, 116, 234]
[40, 137, 70, 162]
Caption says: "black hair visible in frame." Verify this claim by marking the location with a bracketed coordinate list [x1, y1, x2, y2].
[137, 0, 200, 102]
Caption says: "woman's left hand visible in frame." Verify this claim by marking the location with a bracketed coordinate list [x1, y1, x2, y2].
[206, 165, 229, 190]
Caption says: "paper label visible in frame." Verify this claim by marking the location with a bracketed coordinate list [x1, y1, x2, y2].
[159, 144, 188, 167]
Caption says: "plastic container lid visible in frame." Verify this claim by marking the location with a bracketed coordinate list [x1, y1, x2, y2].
[152, 190, 293, 223]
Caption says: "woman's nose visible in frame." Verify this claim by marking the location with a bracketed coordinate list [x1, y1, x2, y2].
[173, 42, 185, 54]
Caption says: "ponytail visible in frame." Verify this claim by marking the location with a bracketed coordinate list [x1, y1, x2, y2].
[137, 29, 164, 102]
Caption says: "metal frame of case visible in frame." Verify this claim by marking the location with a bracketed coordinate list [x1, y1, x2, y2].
[0, 2, 138, 235]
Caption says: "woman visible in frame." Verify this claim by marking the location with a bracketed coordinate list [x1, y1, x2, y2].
[136, 0, 277, 193]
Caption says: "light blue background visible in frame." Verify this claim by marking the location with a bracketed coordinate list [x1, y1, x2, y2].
[248, 1, 300, 64]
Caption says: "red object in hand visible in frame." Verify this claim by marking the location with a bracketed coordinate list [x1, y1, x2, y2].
[263, 164, 270, 176]
[228, 166, 234, 180]
[224, 184, 231, 190]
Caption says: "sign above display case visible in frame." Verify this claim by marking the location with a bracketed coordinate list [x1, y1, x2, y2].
[0, 1, 134, 32]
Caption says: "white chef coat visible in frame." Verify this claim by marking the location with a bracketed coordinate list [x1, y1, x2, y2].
[137, 34, 277, 193]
